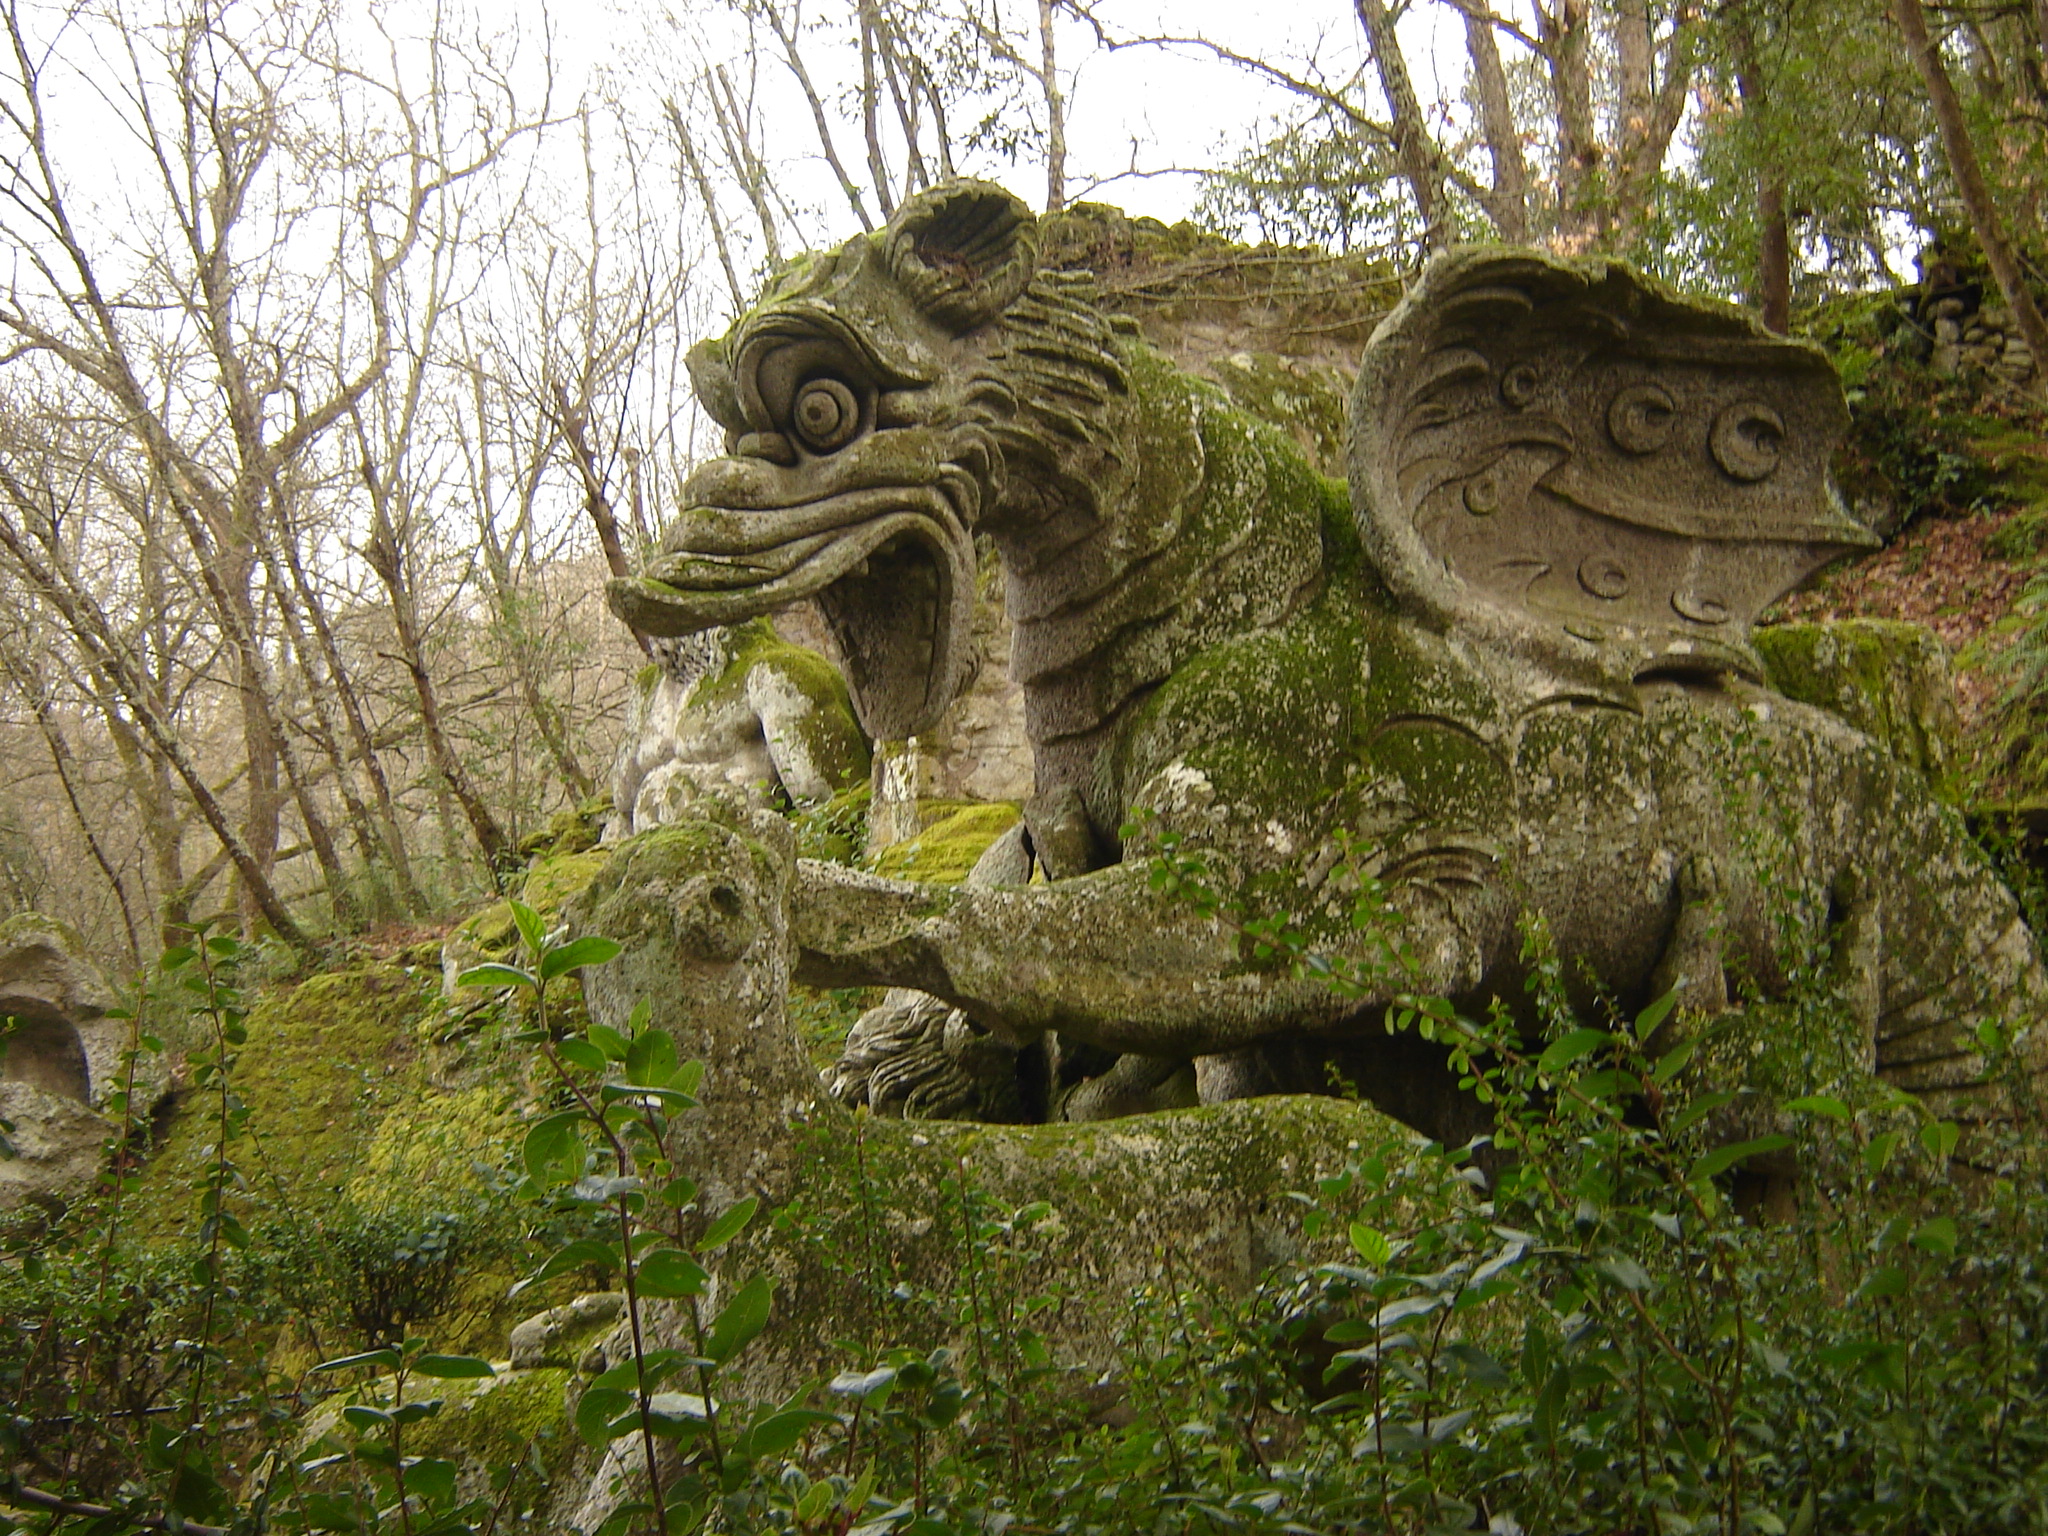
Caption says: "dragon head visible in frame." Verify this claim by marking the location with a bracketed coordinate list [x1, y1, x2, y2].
[610, 180, 1099, 741]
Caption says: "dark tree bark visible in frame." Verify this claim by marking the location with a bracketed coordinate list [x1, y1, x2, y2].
[1355, 0, 1448, 245]
[1894, 0, 2048, 389]
[1462, 4, 1530, 240]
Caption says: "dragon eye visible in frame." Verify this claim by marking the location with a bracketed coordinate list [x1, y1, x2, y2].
[791, 377, 860, 453]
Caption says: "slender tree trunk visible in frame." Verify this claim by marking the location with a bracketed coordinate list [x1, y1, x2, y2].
[760, 4, 874, 233]
[1464, 6, 1529, 240]
[1039, 0, 1066, 211]
[1355, 0, 1448, 246]
[0, 505, 310, 945]
[1894, 0, 2048, 389]
[1540, 0, 1603, 242]
[357, 456, 514, 885]
[269, 505, 427, 915]
[858, 0, 895, 219]
[666, 99, 746, 311]
[6, 665, 142, 965]
[1731, 23, 1791, 332]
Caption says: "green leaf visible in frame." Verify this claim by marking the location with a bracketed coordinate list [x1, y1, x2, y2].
[1910, 1216, 1958, 1256]
[1863, 1130, 1904, 1176]
[575, 1386, 633, 1450]
[1855, 1265, 1908, 1301]
[644, 1392, 714, 1435]
[1651, 1037, 1696, 1086]
[405, 1457, 459, 1505]
[312, 1348, 402, 1375]
[1782, 1094, 1851, 1120]
[597, 1083, 699, 1110]
[510, 899, 546, 957]
[456, 962, 537, 992]
[626, 1029, 680, 1088]
[1594, 1253, 1653, 1292]
[512, 1238, 620, 1296]
[1347, 1222, 1391, 1267]
[1690, 1134, 1792, 1183]
[1533, 1363, 1570, 1446]
[700, 1196, 759, 1252]
[412, 1354, 497, 1379]
[587, 1024, 632, 1060]
[1634, 987, 1678, 1042]
[705, 1274, 773, 1364]
[341, 1404, 394, 1430]
[522, 1115, 586, 1185]
[1918, 1120, 1960, 1162]
[1666, 1089, 1736, 1137]
[1443, 1340, 1510, 1388]
[556, 1038, 607, 1075]
[541, 935, 623, 982]
[1537, 1029, 1609, 1077]
[743, 1408, 839, 1459]
[830, 1366, 899, 1401]
[636, 1248, 711, 1299]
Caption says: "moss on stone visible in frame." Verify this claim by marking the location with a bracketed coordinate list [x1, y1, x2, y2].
[1756, 619, 1960, 796]
[459, 851, 616, 958]
[793, 781, 872, 864]
[868, 802, 1021, 883]
[132, 960, 537, 1356]
[405, 1365, 577, 1474]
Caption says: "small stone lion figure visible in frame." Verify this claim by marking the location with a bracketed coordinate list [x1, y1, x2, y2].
[611, 617, 869, 835]
[828, 990, 1028, 1122]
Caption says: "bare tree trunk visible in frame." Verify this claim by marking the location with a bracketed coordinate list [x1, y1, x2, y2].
[0, 494, 311, 947]
[1463, 5, 1530, 240]
[1356, 0, 1448, 246]
[357, 450, 514, 884]
[0, 650, 142, 964]
[666, 99, 746, 310]
[709, 65, 788, 264]
[1730, 22, 1791, 333]
[1894, 0, 2048, 388]
[760, 2, 875, 233]
[1039, 0, 1067, 211]
[268, 507, 428, 914]
[858, 0, 896, 219]
[1539, 0, 1603, 242]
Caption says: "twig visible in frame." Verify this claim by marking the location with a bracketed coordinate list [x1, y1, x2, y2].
[4, 1479, 227, 1536]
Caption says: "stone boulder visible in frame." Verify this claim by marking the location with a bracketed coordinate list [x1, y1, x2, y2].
[0, 912, 125, 1210]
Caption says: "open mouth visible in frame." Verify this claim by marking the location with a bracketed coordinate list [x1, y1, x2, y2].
[608, 482, 978, 741]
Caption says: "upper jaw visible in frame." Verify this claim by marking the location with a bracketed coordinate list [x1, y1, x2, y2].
[606, 427, 993, 741]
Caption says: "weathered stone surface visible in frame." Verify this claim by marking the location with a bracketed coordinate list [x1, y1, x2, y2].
[508, 1291, 625, 1369]
[607, 182, 2044, 1146]
[561, 819, 1432, 1406]
[0, 1081, 110, 1211]
[1756, 619, 1961, 794]
[0, 912, 140, 1208]
[610, 616, 869, 838]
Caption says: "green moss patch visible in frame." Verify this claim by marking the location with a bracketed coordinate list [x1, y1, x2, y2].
[1757, 619, 1961, 795]
[868, 802, 1021, 883]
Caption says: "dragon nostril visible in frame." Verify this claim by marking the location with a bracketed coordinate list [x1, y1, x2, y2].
[793, 377, 860, 453]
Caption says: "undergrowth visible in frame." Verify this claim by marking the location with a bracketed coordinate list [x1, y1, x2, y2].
[4, 854, 2047, 1534]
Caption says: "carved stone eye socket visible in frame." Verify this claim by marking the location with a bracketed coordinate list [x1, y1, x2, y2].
[792, 377, 861, 453]
[1710, 401, 1785, 482]
[1607, 382, 1677, 455]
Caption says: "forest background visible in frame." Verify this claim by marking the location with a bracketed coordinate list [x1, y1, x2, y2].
[0, 0, 2043, 969]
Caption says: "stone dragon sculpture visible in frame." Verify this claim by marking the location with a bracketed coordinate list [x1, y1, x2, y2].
[609, 180, 2047, 1141]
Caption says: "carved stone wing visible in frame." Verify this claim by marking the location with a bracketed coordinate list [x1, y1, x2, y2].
[1350, 249, 1880, 705]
